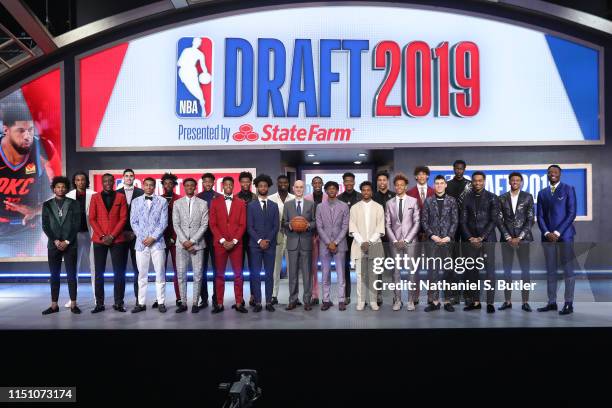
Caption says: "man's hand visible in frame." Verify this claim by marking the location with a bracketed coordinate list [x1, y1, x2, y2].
[545, 232, 558, 242]
[143, 237, 156, 247]
[187, 245, 197, 254]
[259, 240, 270, 250]
[439, 236, 451, 244]
[510, 237, 521, 247]
[56, 241, 68, 251]
[54, 240, 62, 250]
[431, 235, 441, 243]
[4, 201, 39, 224]
[360, 242, 370, 252]
[223, 240, 235, 251]
[183, 240, 194, 250]
[393, 241, 405, 250]
[102, 235, 114, 246]
[328, 242, 337, 253]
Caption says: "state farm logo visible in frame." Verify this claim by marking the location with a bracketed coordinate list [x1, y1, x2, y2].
[232, 124, 259, 142]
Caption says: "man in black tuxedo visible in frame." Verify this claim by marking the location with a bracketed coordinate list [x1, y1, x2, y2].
[498, 172, 534, 312]
[116, 168, 144, 300]
[41, 176, 82, 315]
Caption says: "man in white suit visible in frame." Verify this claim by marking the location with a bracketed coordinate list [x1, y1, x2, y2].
[65, 171, 96, 307]
[268, 174, 294, 305]
[385, 173, 420, 311]
[349, 181, 385, 311]
[173, 178, 209, 313]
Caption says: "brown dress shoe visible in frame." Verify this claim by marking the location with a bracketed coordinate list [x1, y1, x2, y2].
[285, 302, 297, 311]
[339, 302, 346, 311]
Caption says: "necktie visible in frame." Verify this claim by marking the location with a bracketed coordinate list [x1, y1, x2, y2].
[551, 185, 556, 194]
[296, 201, 302, 215]
[188, 198, 191, 217]
[145, 196, 152, 201]
[398, 198, 403, 223]
[420, 188, 425, 203]
[261, 200, 267, 214]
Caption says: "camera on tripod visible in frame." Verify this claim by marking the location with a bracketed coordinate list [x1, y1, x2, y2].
[219, 369, 262, 408]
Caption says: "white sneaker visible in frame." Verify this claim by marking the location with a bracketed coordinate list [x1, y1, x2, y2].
[370, 303, 380, 311]
[356, 302, 365, 311]
[64, 300, 71, 308]
[406, 302, 416, 311]
[392, 301, 402, 311]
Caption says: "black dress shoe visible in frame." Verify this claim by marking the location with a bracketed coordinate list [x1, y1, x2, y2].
[414, 300, 419, 306]
[463, 303, 482, 311]
[249, 297, 256, 307]
[91, 305, 105, 314]
[253, 304, 263, 313]
[559, 303, 573, 315]
[70, 306, 82, 314]
[498, 302, 512, 311]
[345, 297, 351, 306]
[377, 300, 383, 307]
[265, 304, 275, 312]
[339, 302, 347, 311]
[271, 297, 278, 305]
[321, 302, 333, 311]
[152, 301, 158, 309]
[176, 304, 188, 313]
[175, 299, 182, 307]
[537, 303, 558, 312]
[131, 304, 146, 313]
[191, 305, 199, 313]
[443, 303, 455, 312]
[158, 304, 167, 313]
[285, 302, 297, 311]
[211, 304, 224, 314]
[198, 301, 209, 310]
[42, 306, 59, 315]
[522, 303, 532, 312]
[234, 304, 248, 313]
[113, 304, 126, 312]
[424, 303, 441, 312]
[486, 304, 495, 314]
[304, 302, 312, 311]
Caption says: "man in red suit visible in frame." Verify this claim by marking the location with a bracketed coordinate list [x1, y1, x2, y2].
[208, 176, 248, 314]
[88, 173, 129, 313]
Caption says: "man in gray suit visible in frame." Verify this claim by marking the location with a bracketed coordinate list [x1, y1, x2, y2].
[282, 180, 316, 311]
[172, 178, 209, 313]
[385, 173, 420, 311]
[316, 181, 350, 311]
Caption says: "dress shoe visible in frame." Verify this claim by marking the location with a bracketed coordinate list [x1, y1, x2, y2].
[414, 300, 420, 305]
[131, 304, 146, 313]
[176, 299, 182, 307]
[463, 302, 482, 311]
[211, 304, 224, 314]
[304, 303, 312, 311]
[285, 302, 297, 311]
[537, 303, 558, 312]
[234, 304, 248, 313]
[42, 306, 59, 315]
[522, 303, 532, 312]
[249, 296, 256, 307]
[152, 301, 158, 309]
[91, 305, 105, 314]
[176, 304, 188, 313]
[486, 304, 495, 314]
[198, 301, 209, 310]
[498, 302, 512, 311]
[191, 305, 199, 313]
[265, 304, 275, 312]
[70, 306, 82, 314]
[356, 302, 365, 311]
[312, 298, 320, 305]
[339, 302, 347, 311]
[424, 303, 441, 312]
[158, 304, 167, 313]
[406, 302, 416, 311]
[296, 300, 303, 306]
[443, 303, 455, 312]
[112, 304, 126, 312]
[392, 300, 403, 311]
[345, 297, 351, 306]
[321, 302, 333, 311]
[271, 297, 278, 305]
[559, 303, 573, 315]
[253, 304, 263, 313]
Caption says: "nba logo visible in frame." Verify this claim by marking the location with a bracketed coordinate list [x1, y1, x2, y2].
[176, 37, 213, 118]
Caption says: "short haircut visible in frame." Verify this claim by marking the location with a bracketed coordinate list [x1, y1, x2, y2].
[1, 103, 31, 127]
[51, 176, 70, 189]
[342, 172, 356, 180]
[393, 173, 409, 185]
[471, 171, 486, 179]
[201, 172, 215, 181]
[434, 175, 446, 182]
[277, 174, 289, 182]
[123, 168, 135, 175]
[312, 176, 323, 183]
[102, 173, 114, 180]
[376, 171, 390, 180]
[414, 166, 430, 176]
[359, 180, 373, 190]
[453, 160, 466, 168]
[253, 174, 273, 187]
[239, 171, 253, 181]
[161, 172, 178, 186]
[72, 171, 90, 189]
[143, 177, 156, 185]
[222, 176, 234, 184]
[548, 164, 562, 172]
[183, 177, 197, 186]
[324, 180, 339, 191]
[508, 172, 523, 181]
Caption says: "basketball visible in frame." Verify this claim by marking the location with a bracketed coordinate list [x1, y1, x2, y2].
[290, 216, 309, 232]
[198, 72, 211, 84]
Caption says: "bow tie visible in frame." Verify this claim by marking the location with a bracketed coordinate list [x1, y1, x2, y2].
[225, 196, 233, 201]
[145, 196, 153, 201]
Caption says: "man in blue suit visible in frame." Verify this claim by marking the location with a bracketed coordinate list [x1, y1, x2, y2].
[247, 174, 280, 312]
[536, 165, 577, 315]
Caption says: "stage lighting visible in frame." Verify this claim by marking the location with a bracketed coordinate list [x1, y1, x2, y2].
[218, 369, 262, 408]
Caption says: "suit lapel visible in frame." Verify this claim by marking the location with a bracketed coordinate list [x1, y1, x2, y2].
[49, 200, 62, 226]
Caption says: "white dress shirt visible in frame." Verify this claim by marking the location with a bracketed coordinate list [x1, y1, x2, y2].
[510, 190, 519, 214]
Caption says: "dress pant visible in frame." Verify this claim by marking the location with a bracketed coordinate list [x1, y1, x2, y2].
[214, 244, 244, 306]
[389, 243, 418, 303]
[248, 245, 276, 304]
[126, 236, 139, 298]
[311, 234, 320, 299]
[355, 251, 379, 305]
[93, 242, 128, 306]
[164, 245, 179, 301]
[449, 231, 464, 303]
[287, 248, 312, 304]
[425, 242, 454, 302]
[344, 235, 353, 299]
[136, 247, 167, 306]
[48, 245, 78, 302]
[76, 231, 95, 302]
[272, 232, 288, 298]
[543, 240, 576, 303]
[320, 246, 346, 303]
[501, 241, 531, 303]
[176, 246, 204, 306]
[463, 242, 496, 304]
[200, 234, 216, 303]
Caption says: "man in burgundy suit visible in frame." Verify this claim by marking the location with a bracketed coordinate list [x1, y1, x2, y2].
[208, 176, 248, 313]
[89, 173, 129, 313]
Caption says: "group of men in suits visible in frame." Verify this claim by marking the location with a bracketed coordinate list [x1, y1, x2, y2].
[40, 162, 578, 316]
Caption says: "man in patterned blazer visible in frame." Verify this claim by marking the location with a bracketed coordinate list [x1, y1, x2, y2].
[173, 178, 208, 313]
[130, 177, 168, 313]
